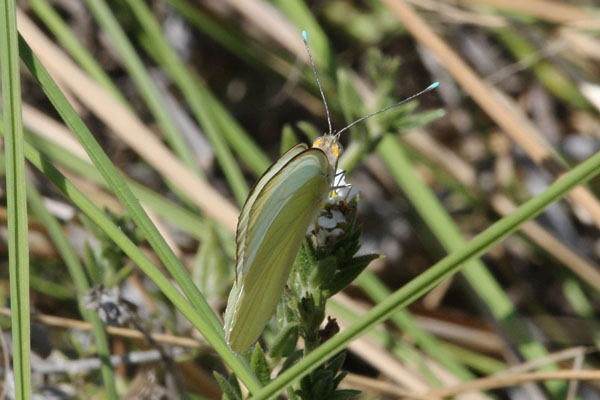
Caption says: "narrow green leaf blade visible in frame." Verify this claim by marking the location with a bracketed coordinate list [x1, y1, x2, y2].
[253, 144, 600, 399]
[0, 1, 30, 397]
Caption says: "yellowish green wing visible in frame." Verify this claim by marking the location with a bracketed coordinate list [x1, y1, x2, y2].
[236, 143, 308, 279]
[225, 149, 331, 352]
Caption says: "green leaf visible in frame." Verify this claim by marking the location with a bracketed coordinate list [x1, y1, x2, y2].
[251, 343, 272, 386]
[228, 373, 243, 400]
[213, 372, 242, 400]
[326, 254, 380, 296]
[309, 256, 337, 289]
[324, 352, 346, 377]
[279, 350, 303, 376]
[332, 371, 347, 389]
[298, 373, 312, 399]
[270, 324, 299, 359]
[298, 296, 317, 326]
[297, 238, 317, 287]
[193, 223, 231, 304]
[287, 387, 298, 400]
[310, 371, 334, 399]
[83, 241, 101, 285]
[1, 1, 30, 397]
[341, 254, 380, 271]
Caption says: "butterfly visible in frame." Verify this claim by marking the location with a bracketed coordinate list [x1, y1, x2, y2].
[224, 31, 438, 352]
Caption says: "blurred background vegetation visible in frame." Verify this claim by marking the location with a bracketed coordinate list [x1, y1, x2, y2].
[2, 0, 600, 398]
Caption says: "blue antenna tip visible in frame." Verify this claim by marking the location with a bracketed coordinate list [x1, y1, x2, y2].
[429, 82, 440, 90]
[302, 31, 308, 41]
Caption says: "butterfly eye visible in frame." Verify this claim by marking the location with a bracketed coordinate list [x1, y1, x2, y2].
[333, 143, 342, 158]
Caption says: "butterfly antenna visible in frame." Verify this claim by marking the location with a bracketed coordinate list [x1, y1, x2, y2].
[336, 82, 440, 137]
[302, 31, 333, 136]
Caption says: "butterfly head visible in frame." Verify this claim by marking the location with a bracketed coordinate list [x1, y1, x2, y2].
[313, 134, 342, 168]
[302, 31, 438, 171]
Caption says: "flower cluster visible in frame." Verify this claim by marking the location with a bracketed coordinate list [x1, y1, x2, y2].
[309, 170, 360, 246]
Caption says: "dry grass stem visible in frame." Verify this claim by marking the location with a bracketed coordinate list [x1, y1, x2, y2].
[0, 307, 204, 349]
[220, 0, 307, 63]
[343, 373, 436, 399]
[333, 293, 431, 392]
[493, 346, 592, 377]
[379, 0, 600, 228]
[22, 103, 90, 162]
[334, 293, 490, 399]
[17, 10, 240, 232]
[457, 0, 600, 29]
[413, 315, 504, 354]
[491, 195, 600, 291]
[406, 129, 600, 300]
[427, 369, 600, 398]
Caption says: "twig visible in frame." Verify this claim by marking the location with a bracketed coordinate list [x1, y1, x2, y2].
[456, 0, 600, 29]
[493, 346, 593, 377]
[0, 307, 204, 349]
[27, 348, 185, 374]
[566, 350, 585, 400]
[343, 373, 436, 399]
[426, 370, 600, 398]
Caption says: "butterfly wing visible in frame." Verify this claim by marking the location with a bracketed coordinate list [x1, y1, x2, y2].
[236, 143, 309, 279]
[225, 148, 331, 352]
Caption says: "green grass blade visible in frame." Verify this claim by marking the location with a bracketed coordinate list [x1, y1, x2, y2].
[327, 299, 444, 386]
[253, 146, 600, 399]
[81, 0, 199, 174]
[562, 278, 600, 346]
[378, 137, 562, 392]
[25, 1, 215, 217]
[25, 182, 118, 398]
[162, 0, 280, 75]
[126, 0, 269, 195]
[357, 271, 474, 380]
[17, 33, 224, 335]
[17, 35, 262, 392]
[22, 126, 207, 240]
[202, 91, 272, 178]
[495, 27, 590, 111]
[29, 0, 125, 103]
[84, 0, 253, 204]
[440, 343, 506, 375]
[0, 1, 30, 397]
[22, 142, 262, 392]
[271, 0, 333, 70]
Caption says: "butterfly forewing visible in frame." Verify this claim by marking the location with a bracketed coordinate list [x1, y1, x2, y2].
[225, 148, 331, 352]
[236, 143, 309, 279]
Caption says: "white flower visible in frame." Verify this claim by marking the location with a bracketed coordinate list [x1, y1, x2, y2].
[317, 215, 338, 229]
[308, 170, 360, 246]
[328, 169, 360, 204]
